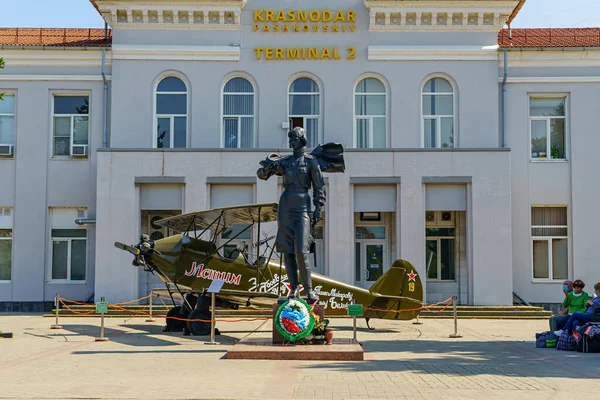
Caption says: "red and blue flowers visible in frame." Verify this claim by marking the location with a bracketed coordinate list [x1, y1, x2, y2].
[274, 298, 315, 342]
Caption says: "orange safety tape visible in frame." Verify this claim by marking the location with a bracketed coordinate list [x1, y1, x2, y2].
[108, 303, 271, 323]
[58, 299, 96, 315]
[363, 297, 454, 314]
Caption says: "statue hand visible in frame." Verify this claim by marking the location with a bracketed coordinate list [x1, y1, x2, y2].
[313, 207, 322, 224]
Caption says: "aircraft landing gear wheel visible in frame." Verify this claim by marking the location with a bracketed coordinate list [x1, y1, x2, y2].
[164, 306, 187, 332]
[187, 307, 211, 336]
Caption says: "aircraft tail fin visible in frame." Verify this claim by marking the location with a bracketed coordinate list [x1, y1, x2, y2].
[366, 259, 424, 320]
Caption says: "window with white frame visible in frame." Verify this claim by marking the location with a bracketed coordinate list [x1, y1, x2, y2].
[355, 78, 386, 148]
[288, 77, 320, 148]
[50, 208, 87, 282]
[223, 77, 255, 148]
[52, 95, 89, 157]
[0, 207, 12, 281]
[532, 207, 568, 280]
[530, 98, 566, 160]
[155, 77, 187, 149]
[0, 94, 15, 154]
[422, 78, 454, 148]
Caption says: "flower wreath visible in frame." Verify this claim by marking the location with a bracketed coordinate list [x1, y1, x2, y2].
[274, 298, 315, 342]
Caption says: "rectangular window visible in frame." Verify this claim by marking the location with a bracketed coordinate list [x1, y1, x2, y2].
[532, 207, 568, 280]
[426, 228, 456, 281]
[0, 94, 15, 155]
[51, 229, 87, 281]
[0, 229, 11, 281]
[0, 207, 12, 281]
[53, 95, 89, 157]
[530, 97, 566, 160]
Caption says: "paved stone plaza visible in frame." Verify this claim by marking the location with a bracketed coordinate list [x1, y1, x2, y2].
[1, 314, 599, 399]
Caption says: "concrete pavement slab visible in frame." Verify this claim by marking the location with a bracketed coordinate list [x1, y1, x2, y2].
[1, 314, 599, 399]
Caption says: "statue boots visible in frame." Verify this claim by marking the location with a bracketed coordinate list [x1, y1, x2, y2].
[297, 253, 320, 305]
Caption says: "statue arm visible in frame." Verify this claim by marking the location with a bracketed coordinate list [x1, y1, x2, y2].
[257, 156, 283, 181]
[309, 159, 326, 209]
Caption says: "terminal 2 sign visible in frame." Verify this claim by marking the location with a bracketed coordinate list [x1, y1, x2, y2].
[253, 9, 357, 61]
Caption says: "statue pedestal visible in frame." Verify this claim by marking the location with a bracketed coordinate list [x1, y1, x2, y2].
[272, 301, 324, 344]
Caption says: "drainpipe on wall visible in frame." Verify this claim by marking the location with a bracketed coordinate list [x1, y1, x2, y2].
[501, 49, 508, 148]
[101, 22, 109, 148]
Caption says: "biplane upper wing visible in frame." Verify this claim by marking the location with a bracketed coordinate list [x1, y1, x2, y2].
[153, 202, 279, 233]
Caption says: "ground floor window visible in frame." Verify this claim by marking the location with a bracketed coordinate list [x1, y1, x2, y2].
[532, 206, 568, 280]
[426, 228, 456, 281]
[51, 229, 87, 281]
[0, 229, 11, 281]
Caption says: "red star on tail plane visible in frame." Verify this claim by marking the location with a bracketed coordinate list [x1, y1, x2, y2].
[407, 272, 417, 282]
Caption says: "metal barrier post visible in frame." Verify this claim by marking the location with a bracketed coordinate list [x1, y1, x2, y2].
[412, 315, 423, 325]
[204, 292, 219, 345]
[352, 300, 357, 343]
[449, 296, 463, 338]
[146, 291, 156, 322]
[95, 297, 109, 342]
[50, 293, 62, 329]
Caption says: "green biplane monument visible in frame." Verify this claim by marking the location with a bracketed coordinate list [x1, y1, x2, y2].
[114, 203, 423, 336]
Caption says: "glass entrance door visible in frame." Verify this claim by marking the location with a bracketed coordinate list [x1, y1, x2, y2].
[355, 240, 386, 287]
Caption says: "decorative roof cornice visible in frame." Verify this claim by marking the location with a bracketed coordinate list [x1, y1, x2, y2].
[363, 1, 521, 32]
[91, 0, 247, 30]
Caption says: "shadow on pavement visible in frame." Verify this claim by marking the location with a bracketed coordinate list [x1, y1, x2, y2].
[303, 338, 600, 380]
[52, 324, 239, 347]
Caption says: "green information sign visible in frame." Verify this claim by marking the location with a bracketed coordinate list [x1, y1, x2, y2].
[96, 302, 108, 314]
[347, 304, 363, 317]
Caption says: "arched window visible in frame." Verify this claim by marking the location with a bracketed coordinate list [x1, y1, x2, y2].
[354, 78, 386, 148]
[155, 76, 187, 148]
[288, 77, 320, 148]
[422, 77, 454, 148]
[222, 77, 255, 148]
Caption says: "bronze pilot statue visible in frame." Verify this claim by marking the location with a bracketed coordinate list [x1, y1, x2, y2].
[257, 127, 328, 304]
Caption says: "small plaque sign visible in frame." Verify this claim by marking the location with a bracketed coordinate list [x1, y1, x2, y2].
[347, 304, 363, 317]
[96, 302, 108, 314]
[207, 279, 226, 294]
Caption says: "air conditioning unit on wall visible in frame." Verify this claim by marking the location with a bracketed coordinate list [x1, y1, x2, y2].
[72, 145, 88, 157]
[148, 214, 169, 241]
[0, 144, 13, 156]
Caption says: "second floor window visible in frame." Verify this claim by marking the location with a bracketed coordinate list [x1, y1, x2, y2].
[422, 78, 454, 148]
[155, 77, 187, 148]
[289, 77, 320, 148]
[355, 78, 386, 148]
[0, 94, 15, 154]
[530, 97, 566, 160]
[223, 78, 255, 148]
[53, 95, 89, 157]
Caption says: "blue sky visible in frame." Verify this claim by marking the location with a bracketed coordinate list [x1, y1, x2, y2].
[0, 0, 599, 28]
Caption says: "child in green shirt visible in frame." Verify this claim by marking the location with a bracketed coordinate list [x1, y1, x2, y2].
[562, 279, 589, 314]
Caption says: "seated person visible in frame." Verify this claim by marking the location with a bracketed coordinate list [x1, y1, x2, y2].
[549, 280, 573, 331]
[555, 281, 600, 336]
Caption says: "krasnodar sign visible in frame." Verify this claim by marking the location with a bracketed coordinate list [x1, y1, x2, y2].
[253, 9, 358, 61]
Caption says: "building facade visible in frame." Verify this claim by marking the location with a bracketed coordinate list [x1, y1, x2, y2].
[1, 0, 599, 310]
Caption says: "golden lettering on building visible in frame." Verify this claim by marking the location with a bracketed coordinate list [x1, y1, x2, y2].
[253, 9, 356, 33]
[254, 47, 356, 61]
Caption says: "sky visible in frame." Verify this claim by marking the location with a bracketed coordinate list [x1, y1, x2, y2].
[0, 0, 599, 29]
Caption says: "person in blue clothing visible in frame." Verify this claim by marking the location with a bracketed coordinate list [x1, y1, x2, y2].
[555, 281, 600, 336]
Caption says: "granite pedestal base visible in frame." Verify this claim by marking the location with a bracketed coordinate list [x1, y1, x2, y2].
[225, 338, 364, 360]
